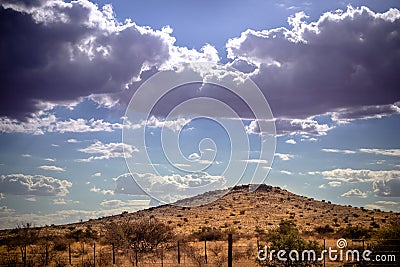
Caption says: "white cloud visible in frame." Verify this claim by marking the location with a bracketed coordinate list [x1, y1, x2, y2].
[0, 193, 4, 200]
[285, 139, 297, 144]
[78, 141, 138, 162]
[275, 153, 294, 161]
[300, 136, 318, 142]
[0, 205, 15, 215]
[341, 188, 367, 198]
[245, 120, 260, 135]
[321, 168, 400, 197]
[276, 118, 334, 136]
[318, 184, 326, 189]
[188, 153, 200, 160]
[21, 154, 31, 158]
[51, 118, 123, 133]
[0, 115, 124, 135]
[25, 197, 36, 202]
[100, 199, 149, 208]
[143, 116, 190, 132]
[44, 158, 55, 162]
[114, 171, 226, 203]
[0, 114, 57, 135]
[38, 165, 65, 172]
[328, 181, 341, 187]
[242, 159, 269, 164]
[376, 200, 398, 205]
[280, 170, 292, 175]
[0, 174, 72, 196]
[90, 186, 114, 195]
[322, 148, 356, 154]
[53, 198, 79, 205]
[92, 172, 102, 177]
[67, 139, 79, 143]
[359, 148, 400, 157]
[365, 204, 385, 210]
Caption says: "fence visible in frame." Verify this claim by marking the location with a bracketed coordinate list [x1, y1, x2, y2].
[0, 236, 399, 267]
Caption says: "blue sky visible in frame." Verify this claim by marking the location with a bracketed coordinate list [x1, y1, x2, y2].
[0, 0, 399, 229]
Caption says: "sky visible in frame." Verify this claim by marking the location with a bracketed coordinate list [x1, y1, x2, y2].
[0, 0, 400, 229]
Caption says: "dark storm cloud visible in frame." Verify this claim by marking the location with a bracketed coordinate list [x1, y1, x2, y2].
[227, 6, 400, 120]
[0, 0, 172, 119]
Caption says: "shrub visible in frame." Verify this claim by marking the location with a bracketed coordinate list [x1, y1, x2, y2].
[194, 227, 224, 241]
[53, 238, 67, 251]
[337, 225, 372, 239]
[264, 220, 322, 266]
[314, 225, 334, 235]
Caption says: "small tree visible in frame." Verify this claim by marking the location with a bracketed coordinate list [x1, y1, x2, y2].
[105, 217, 174, 265]
[260, 220, 322, 267]
[10, 223, 39, 266]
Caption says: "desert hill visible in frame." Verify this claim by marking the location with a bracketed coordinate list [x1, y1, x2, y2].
[7, 184, 394, 238]
[1, 184, 399, 267]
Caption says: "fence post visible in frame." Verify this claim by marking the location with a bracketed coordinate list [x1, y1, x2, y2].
[135, 249, 138, 267]
[177, 241, 181, 264]
[204, 240, 207, 264]
[81, 242, 84, 267]
[323, 239, 325, 267]
[69, 244, 71, 265]
[228, 234, 233, 267]
[93, 242, 96, 267]
[45, 244, 49, 266]
[23, 244, 26, 267]
[112, 243, 115, 265]
[161, 247, 164, 267]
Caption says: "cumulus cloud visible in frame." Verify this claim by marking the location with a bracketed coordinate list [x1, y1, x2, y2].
[113, 171, 226, 203]
[78, 141, 138, 162]
[274, 153, 294, 161]
[321, 168, 400, 197]
[38, 165, 65, 172]
[0, 114, 124, 135]
[341, 188, 367, 198]
[275, 118, 334, 136]
[373, 179, 400, 197]
[226, 6, 400, 121]
[328, 181, 342, 187]
[285, 139, 296, 144]
[144, 116, 190, 132]
[90, 185, 114, 195]
[50, 118, 123, 133]
[0, 174, 72, 196]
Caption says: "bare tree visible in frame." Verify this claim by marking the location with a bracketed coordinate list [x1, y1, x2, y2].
[105, 217, 174, 265]
[9, 223, 39, 267]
